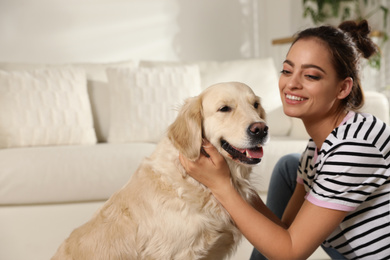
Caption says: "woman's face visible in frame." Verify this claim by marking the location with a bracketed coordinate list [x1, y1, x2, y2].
[279, 38, 348, 122]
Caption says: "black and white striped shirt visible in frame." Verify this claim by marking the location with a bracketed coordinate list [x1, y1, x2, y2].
[297, 111, 390, 259]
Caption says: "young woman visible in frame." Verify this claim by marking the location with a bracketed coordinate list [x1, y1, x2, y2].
[179, 20, 390, 259]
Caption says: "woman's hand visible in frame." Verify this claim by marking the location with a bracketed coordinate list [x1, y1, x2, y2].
[179, 139, 232, 194]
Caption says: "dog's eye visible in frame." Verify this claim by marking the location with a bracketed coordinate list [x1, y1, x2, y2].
[254, 102, 259, 109]
[218, 106, 231, 112]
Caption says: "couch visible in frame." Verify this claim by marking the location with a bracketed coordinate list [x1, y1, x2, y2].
[0, 58, 388, 260]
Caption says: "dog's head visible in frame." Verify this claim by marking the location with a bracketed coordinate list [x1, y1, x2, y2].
[168, 82, 268, 166]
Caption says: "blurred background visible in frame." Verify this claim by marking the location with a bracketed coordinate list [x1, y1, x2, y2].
[1, 0, 389, 93]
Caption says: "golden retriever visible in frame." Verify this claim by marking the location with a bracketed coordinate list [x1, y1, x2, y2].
[52, 82, 268, 260]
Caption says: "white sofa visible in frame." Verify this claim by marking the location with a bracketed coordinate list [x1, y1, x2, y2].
[0, 58, 388, 260]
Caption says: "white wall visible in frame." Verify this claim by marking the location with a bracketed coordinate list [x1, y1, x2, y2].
[0, 0, 303, 64]
[2, 0, 388, 91]
[0, 0, 180, 62]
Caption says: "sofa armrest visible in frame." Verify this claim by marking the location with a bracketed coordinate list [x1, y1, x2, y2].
[363, 91, 389, 124]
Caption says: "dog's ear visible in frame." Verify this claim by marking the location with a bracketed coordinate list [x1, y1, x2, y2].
[168, 96, 203, 161]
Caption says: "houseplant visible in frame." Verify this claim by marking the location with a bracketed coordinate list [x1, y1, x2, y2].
[302, 0, 389, 69]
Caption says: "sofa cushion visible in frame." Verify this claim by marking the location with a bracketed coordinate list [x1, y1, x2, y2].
[140, 58, 282, 113]
[140, 58, 284, 138]
[0, 68, 97, 148]
[75, 61, 137, 142]
[0, 61, 137, 142]
[106, 65, 201, 143]
[196, 58, 282, 112]
[362, 91, 389, 124]
[0, 143, 156, 205]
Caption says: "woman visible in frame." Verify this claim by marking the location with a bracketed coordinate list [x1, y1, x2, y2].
[179, 20, 390, 259]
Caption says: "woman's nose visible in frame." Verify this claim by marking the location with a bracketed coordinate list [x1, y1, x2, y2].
[286, 74, 302, 89]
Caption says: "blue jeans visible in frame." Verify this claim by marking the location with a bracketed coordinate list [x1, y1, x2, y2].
[249, 154, 346, 260]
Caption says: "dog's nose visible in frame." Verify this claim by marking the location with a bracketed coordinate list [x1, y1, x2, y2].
[247, 122, 268, 140]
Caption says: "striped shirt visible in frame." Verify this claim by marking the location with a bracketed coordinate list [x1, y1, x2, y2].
[297, 111, 390, 259]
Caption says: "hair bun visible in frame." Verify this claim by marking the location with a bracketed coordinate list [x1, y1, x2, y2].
[338, 20, 377, 58]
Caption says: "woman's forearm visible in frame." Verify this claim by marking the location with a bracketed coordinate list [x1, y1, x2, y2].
[249, 191, 288, 229]
[211, 184, 303, 260]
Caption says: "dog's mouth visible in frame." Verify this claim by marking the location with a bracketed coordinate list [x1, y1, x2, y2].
[221, 140, 263, 165]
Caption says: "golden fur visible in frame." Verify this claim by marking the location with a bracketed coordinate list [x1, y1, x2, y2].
[52, 82, 267, 260]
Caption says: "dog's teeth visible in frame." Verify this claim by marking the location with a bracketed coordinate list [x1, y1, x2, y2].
[246, 150, 252, 158]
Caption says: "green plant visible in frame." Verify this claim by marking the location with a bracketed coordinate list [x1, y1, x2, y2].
[303, 0, 389, 69]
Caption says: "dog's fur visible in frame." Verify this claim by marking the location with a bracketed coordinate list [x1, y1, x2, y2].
[52, 82, 268, 260]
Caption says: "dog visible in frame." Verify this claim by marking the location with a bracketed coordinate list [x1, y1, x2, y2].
[52, 82, 268, 260]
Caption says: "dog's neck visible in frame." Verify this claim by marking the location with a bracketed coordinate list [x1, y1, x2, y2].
[226, 160, 256, 201]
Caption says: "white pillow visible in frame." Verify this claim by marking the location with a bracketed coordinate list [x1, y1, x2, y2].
[196, 58, 282, 113]
[0, 60, 138, 142]
[0, 68, 97, 148]
[140, 58, 282, 113]
[75, 61, 137, 142]
[107, 66, 201, 143]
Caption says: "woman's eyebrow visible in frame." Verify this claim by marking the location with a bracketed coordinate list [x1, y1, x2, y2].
[302, 64, 326, 74]
[283, 60, 294, 67]
[283, 59, 326, 74]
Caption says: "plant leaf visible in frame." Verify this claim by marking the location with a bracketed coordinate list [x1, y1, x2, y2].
[380, 5, 389, 28]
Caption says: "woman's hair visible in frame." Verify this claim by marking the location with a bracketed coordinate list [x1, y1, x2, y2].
[291, 20, 378, 111]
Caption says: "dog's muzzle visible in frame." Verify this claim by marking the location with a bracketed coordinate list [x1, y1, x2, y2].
[221, 122, 268, 165]
[221, 140, 263, 165]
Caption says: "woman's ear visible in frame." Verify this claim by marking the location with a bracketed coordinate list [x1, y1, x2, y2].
[338, 77, 353, 99]
[167, 96, 203, 161]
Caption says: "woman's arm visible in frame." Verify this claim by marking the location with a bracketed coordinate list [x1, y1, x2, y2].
[220, 186, 346, 259]
[282, 182, 306, 228]
[250, 192, 288, 229]
[179, 142, 347, 259]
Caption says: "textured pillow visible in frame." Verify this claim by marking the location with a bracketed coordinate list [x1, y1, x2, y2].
[107, 66, 201, 143]
[196, 58, 281, 112]
[0, 60, 137, 142]
[75, 61, 137, 142]
[0, 68, 97, 148]
[140, 58, 282, 113]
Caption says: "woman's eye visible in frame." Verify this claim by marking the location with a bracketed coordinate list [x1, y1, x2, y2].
[218, 106, 231, 112]
[305, 75, 321, 80]
[280, 69, 291, 75]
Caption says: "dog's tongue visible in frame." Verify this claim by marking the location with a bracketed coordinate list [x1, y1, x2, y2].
[235, 147, 263, 159]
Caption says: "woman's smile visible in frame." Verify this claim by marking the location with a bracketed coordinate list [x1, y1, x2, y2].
[285, 93, 307, 103]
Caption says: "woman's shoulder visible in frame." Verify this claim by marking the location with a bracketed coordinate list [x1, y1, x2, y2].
[323, 112, 390, 157]
[334, 112, 390, 141]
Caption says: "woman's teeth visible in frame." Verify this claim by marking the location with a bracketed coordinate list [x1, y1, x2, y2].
[286, 94, 305, 101]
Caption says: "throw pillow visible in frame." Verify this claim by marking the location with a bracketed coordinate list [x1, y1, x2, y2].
[0, 68, 97, 148]
[0, 60, 137, 142]
[195, 58, 281, 112]
[106, 65, 201, 143]
[140, 58, 282, 113]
